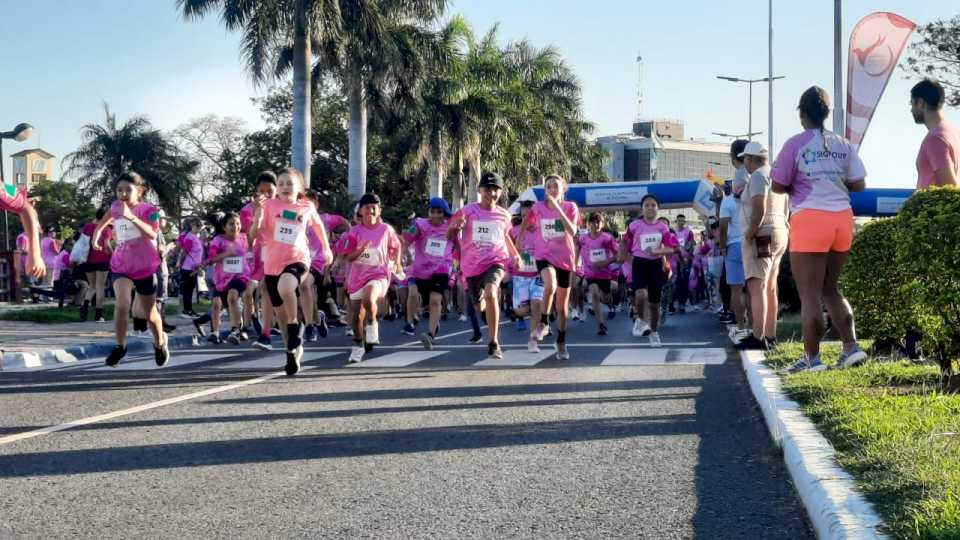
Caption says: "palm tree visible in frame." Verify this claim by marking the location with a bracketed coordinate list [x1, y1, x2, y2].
[63, 104, 199, 216]
[178, 0, 342, 184]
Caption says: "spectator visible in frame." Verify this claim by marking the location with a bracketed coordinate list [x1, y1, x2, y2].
[720, 140, 750, 344]
[80, 208, 112, 322]
[176, 218, 204, 317]
[911, 78, 958, 189]
[40, 227, 59, 287]
[735, 141, 789, 350]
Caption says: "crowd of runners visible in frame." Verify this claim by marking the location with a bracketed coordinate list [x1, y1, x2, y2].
[5, 81, 956, 377]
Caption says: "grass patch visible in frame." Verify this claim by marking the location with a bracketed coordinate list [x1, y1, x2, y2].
[0, 300, 212, 324]
[768, 341, 960, 538]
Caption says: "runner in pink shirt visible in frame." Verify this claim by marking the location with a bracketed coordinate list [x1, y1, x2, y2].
[175, 220, 204, 317]
[2, 181, 45, 280]
[521, 174, 580, 360]
[510, 200, 546, 352]
[203, 212, 253, 345]
[448, 172, 521, 360]
[341, 193, 402, 363]
[404, 197, 454, 350]
[621, 195, 678, 346]
[91, 172, 168, 368]
[247, 167, 331, 376]
[300, 190, 350, 342]
[579, 213, 619, 336]
[241, 171, 278, 351]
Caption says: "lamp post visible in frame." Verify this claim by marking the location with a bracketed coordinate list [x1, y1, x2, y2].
[716, 76, 785, 140]
[711, 131, 763, 139]
[0, 123, 35, 250]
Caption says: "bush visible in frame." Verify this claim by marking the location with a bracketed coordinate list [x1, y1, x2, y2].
[895, 187, 960, 385]
[840, 217, 915, 352]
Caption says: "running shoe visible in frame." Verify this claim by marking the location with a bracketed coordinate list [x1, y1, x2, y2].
[193, 318, 208, 337]
[285, 347, 302, 376]
[597, 324, 608, 336]
[782, 355, 828, 375]
[631, 318, 644, 337]
[364, 341, 375, 354]
[419, 332, 434, 351]
[316, 313, 329, 338]
[239, 328, 251, 341]
[287, 324, 303, 353]
[735, 334, 768, 351]
[641, 321, 652, 337]
[648, 332, 661, 347]
[468, 333, 483, 344]
[162, 322, 177, 333]
[154, 334, 170, 367]
[534, 323, 550, 342]
[556, 342, 570, 360]
[208, 334, 223, 345]
[96, 316, 107, 323]
[402, 323, 416, 336]
[227, 329, 242, 345]
[345, 327, 354, 337]
[253, 334, 272, 351]
[517, 319, 528, 332]
[304, 324, 317, 343]
[607, 307, 616, 320]
[348, 346, 364, 364]
[839, 346, 868, 369]
[571, 309, 580, 321]
[527, 337, 540, 353]
[366, 322, 380, 344]
[105, 345, 127, 367]
[458, 313, 468, 322]
[729, 328, 751, 345]
[488, 341, 503, 359]
[719, 313, 735, 325]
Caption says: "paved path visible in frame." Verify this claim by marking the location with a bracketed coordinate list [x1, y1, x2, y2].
[0, 311, 812, 539]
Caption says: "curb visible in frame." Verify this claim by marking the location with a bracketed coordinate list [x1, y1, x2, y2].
[0, 335, 199, 371]
[739, 349, 888, 540]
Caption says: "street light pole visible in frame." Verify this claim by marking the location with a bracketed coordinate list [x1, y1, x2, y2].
[717, 76, 785, 141]
[711, 131, 763, 139]
[833, 0, 845, 135]
[769, 0, 775, 152]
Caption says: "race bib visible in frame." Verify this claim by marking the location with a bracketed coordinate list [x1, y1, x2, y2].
[357, 246, 382, 266]
[519, 251, 537, 273]
[223, 257, 243, 274]
[114, 218, 141, 244]
[472, 221, 498, 245]
[425, 238, 447, 257]
[640, 233, 662, 252]
[274, 221, 303, 246]
[541, 219, 565, 240]
[589, 249, 608, 263]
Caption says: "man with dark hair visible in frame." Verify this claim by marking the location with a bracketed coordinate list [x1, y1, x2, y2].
[911, 78, 958, 189]
[721, 140, 750, 343]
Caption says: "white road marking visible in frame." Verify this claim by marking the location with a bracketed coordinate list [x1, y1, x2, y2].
[91, 353, 244, 371]
[226, 351, 339, 369]
[473, 347, 555, 367]
[601, 349, 669, 365]
[348, 350, 447, 368]
[667, 348, 727, 364]
[0, 368, 313, 447]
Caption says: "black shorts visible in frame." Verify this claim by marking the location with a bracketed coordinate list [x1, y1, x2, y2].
[466, 265, 505, 305]
[218, 278, 248, 305]
[309, 269, 324, 287]
[535, 260, 572, 288]
[112, 273, 157, 296]
[631, 257, 664, 304]
[80, 262, 110, 274]
[416, 273, 449, 300]
[585, 278, 612, 295]
[263, 263, 307, 307]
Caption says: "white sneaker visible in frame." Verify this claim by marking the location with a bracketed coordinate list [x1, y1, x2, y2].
[730, 328, 750, 344]
[348, 346, 364, 363]
[631, 318, 643, 337]
[365, 323, 380, 344]
[534, 323, 550, 342]
[555, 342, 570, 360]
[345, 327, 354, 337]
[458, 314, 468, 322]
[527, 337, 540, 353]
[571, 309, 580, 321]
[648, 332, 661, 347]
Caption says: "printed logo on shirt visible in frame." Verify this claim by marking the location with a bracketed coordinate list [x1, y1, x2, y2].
[802, 148, 847, 165]
[518, 251, 536, 273]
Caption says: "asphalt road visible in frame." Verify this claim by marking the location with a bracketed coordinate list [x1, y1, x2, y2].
[0, 309, 813, 539]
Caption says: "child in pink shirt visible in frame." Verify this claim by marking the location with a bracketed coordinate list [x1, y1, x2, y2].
[579, 213, 618, 335]
[203, 212, 253, 344]
[403, 197, 454, 349]
[242, 171, 279, 351]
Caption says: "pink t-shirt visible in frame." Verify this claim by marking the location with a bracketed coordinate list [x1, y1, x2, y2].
[579, 232, 618, 280]
[0, 183, 27, 213]
[509, 224, 539, 278]
[239, 202, 266, 280]
[16, 232, 28, 270]
[676, 227, 694, 259]
[207, 234, 250, 291]
[54, 251, 70, 282]
[81, 222, 112, 264]
[771, 128, 866, 213]
[403, 218, 454, 279]
[320, 213, 349, 236]
[624, 219, 677, 260]
[41, 236, 59, 269]
[257, 198, 324, 276]
[109, 200, 161, 280]
[917, 121, 960, 189]
[528, 200, 579, 271]
[178, 232, 204, 271]
[452, 203, 512, 278]
[342, 222, 401, 294]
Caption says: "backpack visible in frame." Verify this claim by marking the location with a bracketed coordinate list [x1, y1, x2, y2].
[70, 234, 91, 264]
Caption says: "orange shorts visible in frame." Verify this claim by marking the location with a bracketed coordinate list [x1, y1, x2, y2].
[789, 208, 854, 253]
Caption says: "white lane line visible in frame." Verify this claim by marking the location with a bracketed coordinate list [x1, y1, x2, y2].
[348, 350, 447, 368]
[667, 348, 728, 364]
[226, 351, 339, 369]
[473, 348, 555, 367]
[0, 368, 312, 447]
[90, 353, 244, 371]
[601, 349, 669, 365]
[396, 321, 510, 348]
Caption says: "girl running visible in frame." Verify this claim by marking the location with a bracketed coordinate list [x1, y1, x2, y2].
[240, 171, 278, 350]
[510, 200, 545, 352]
[92, 172, 169, 366]
[621, 195, 678, 347]
[247, 167, 331, 375]
[204, 212, 253, 345]
[404, 197, 454, 350]
[580, 213, 619, 335]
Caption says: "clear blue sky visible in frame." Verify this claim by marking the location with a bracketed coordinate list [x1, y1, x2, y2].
[1, 0, 957, 189]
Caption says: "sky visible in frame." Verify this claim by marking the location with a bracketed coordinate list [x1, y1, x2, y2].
[1, 0, 957, 190]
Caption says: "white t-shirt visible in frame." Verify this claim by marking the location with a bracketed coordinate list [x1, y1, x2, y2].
[719, 194, 743, 246]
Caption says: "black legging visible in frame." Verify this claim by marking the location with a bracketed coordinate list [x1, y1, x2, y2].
[180, 269, 197, 313]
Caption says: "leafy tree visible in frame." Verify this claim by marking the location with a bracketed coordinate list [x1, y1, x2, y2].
[171, 115, 248, 202]
[902, 14, 960, 107]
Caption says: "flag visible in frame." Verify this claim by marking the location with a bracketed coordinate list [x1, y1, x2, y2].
[845, 12, 916, 148]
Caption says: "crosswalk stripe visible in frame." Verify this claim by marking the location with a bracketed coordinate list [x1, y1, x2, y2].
[224, 351, 340, 369]
[665, 348, 727, 364]
[600, 347, 727, 365]
[474, 347, 556, 367]
[349, 350, 447, 368]
[91, 353, 245, 371]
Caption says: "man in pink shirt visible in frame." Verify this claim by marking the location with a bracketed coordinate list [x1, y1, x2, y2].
[912, 78, 959, 189]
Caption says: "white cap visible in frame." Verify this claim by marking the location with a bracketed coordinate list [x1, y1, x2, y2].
[737, 141, 769, 158]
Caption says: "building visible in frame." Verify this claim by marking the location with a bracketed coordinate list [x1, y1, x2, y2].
[597, 120, 736, 182]
[9, 148, 55, 191]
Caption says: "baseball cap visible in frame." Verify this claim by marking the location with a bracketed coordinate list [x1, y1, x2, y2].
[479, 172, 504, 189]
[427, 197, 452, 217]
[737, 141, 769, 158]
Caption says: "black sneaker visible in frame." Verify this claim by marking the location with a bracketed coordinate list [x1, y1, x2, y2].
[764, 337, 779, 349]
[105, 345, 127, 367]
[598, 324, 608, 336]
[468, 333, 483, 344]
[304, 324, 317, 343]
[208, 334, 223, 345]
[419, 332, 434, 351]
[487, 341, 503, 359]
[364, 341, 375, 353]
[193, 318, 207, 337]
[285, 347, 302, 376]
[736, 335, 769, 351]
[162, 322, 177, 333]
[227, 329, 242, 345]
[253, 335, 273, 351]
[287, 324, 303, 353]
[154, 336, 171, 366]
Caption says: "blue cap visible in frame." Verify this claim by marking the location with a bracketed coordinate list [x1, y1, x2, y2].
[427, 197, 452, 217]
